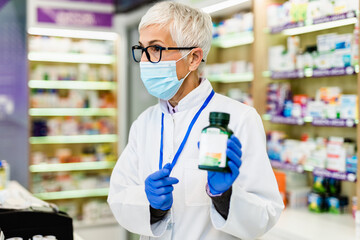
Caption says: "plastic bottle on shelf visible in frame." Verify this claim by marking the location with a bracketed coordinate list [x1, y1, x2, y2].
[352, 21, 359, 67]
[43, 235, 57, 240]
[0, 160, 8, 190]
[32, 235, 43, 240]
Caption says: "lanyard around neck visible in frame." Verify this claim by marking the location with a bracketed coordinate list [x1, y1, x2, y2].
[159, 90, 215, 171]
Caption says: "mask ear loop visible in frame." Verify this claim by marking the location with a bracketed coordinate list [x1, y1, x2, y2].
[176, 50, 193, 80]
[176, 50, 192, 63]
[182, 70, 191, 81]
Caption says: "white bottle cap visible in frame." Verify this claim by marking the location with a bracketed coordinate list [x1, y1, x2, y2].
[44, 236, 57, 240]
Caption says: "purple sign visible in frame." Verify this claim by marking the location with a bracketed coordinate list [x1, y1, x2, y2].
[37, 7, 113, 28]
[270, 11, 356, 34]
[312, 67, 355, 77]
[270, 160, 304, 173]
[271, 67, 355, 80]
[271, 115, 305, 125]
[313, 11, 356, 25]
[0, 0, 29, 187]
[0, 0, 10, 10]
[313, 168, 357, 182]
[57, 0, 113, 3]
[312, 118, 356, 128]
[271, 70, 304, 79]
[271, 21, 304, 34]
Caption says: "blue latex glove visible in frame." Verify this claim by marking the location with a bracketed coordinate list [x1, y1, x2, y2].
[145, 163, 179, 210]
[207, 135, 242, 195]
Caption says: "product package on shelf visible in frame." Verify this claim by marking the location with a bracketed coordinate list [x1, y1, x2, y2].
[31, 171, 110, 194]
[204, 61, 253, 77]
[31, 117, 116, 137]
[29, 36, 114, 55]
[31, 64, 114, 82]
[212, 12, 253, 39]
[30, 89, 116, 109]
[28, 31, 118, 227]
[269, 32, 359, 79]
[266, 82, 358, 127]
[267, 0, 359, 33]
[308, 177, 349, 214]
[267, 131, 357, 178]
[31, 144, 115, 165]
[0, 160, 9, 190]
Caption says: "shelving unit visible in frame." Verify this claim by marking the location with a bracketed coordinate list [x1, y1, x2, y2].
[249, 0, 360, 232]
[267, 65, 359, 79]
[27, 30, 119, 224]
[207, 72, 253, 83]
[206, 5, 254, 106]
[28, 80, 117, 90]
[211, 31, 254, 48]
[29, 161, 116, 173]
[269, 11, 357, 35]
[29, 108, 117, 117]
[29, 134, 118, 144]
[28, 52, 115, 64]
[262, 114, 359, 127]
[34, 188, 109, 201]
[270, 160, 357, 182]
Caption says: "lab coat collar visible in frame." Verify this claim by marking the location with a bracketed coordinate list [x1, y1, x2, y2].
[159, 78, 213, 114]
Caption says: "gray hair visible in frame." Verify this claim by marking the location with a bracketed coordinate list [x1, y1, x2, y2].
[139, 1, 213, 72]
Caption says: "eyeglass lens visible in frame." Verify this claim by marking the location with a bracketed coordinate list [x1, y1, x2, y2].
[133, 46, 162, 63]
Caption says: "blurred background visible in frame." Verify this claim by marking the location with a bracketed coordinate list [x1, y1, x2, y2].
[0, 0, 359, 239]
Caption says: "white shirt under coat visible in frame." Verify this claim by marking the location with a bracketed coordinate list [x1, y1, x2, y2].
[108, 79, 284, 240]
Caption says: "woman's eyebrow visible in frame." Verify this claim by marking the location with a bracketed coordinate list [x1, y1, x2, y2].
[139, 40, 165, 47]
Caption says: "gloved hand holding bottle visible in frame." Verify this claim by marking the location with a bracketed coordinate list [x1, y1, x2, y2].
[145, 163, 179, 210]
[207, 135, 242, 195]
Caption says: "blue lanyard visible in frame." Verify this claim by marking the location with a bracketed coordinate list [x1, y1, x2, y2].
[159, 90, 215, 171]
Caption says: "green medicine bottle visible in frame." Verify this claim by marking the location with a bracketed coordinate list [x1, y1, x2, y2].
[198, 112, 233, 172]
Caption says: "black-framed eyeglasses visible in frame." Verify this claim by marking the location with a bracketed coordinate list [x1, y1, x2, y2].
[132, 45, 203, 63]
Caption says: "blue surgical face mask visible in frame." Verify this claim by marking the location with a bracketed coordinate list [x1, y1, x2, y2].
[140, 51, 192, 100]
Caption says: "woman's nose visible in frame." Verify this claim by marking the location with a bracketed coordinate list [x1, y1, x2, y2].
[140, 51, 148, 62]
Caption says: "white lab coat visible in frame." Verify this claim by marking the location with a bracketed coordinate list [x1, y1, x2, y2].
[108, 79, 284, 240]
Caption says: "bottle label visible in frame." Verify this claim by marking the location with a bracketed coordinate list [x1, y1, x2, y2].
[199, 128, 228, 168]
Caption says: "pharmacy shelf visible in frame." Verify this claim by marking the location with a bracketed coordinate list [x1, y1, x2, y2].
[28, 52, 115, 64]
[28, 27, 118, 41]
[212, 31, 254, 48]
[34, 188, 109, 200]
[29, 80, 117, 90]
[207, 72, 253, 83]
[262, 208, 354, 240]
[74, 218, 118, 229]
[269, 11, 357, 35]
[265, 66, 358, 80]
[262, 114, 307, 125]
[270, 160, 307, 173]
[270, 160, 357, 182]
[29, 108, 117, 117]
[262, 114, 358, 127]
[30, 161, 116, 173]
[29, 134, 118, 144]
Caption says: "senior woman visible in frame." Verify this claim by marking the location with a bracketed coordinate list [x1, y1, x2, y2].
[108, 2, 284, 239]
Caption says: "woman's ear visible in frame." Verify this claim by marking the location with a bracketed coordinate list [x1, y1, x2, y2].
[188, 48, 203, 71]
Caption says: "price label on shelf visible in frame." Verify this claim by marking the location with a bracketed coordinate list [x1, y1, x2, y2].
[270, 160, 304, 173]
[313, 168, 356, 182]
[271, 116, 304, 125]
[312, 118, 356, 128]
